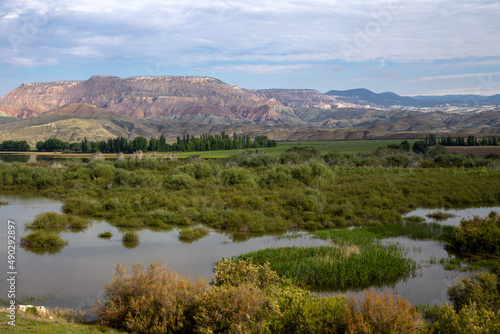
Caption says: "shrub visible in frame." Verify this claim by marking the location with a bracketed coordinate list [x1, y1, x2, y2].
[412, 140, 429, 154]
[221, 167, 255, 186]
[385, 154, 410, 167]
[434, 302, 500, 334]
[447, 214, 500, 255]
[428, 144, 447, 157]
[178, 226, 209, 242]
[149, 208, 181, 225]
[122, 231, 139, 243]
[434, 153, 466, 167]
[168, 173, 196, 190]
[25, 212, 90, 230]
[447, 273, 499, 312]
[279, 146, 321, 164]
[324, 152, 350, 166]
[344, 290, 425, 334]
[95, 263, 208, 333]
[98, 231, 113, 239]
[212, 258, 280, 289]
[63, 196, 103, 216]
[269, 290, 347, 334]
[425, 211, 455, 221]
[290, 164, 313, 183]
[259, 165, 293, 187]
[194, 283, 269, 334]
[20, 231, 68, 248]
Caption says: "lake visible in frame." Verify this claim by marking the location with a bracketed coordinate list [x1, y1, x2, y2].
[1, 193, 495, 310]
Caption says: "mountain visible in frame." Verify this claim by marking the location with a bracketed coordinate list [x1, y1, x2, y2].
[0, 76, 499, 144]
[326, 89, 500, 110]
[0, 76, 289, 123]
[325, 88, 424, 108]
[252, 89, 363, 109]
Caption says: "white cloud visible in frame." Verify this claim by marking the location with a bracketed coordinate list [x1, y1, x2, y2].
[413, 71, 500, 82]
[1, 0, 498, 66]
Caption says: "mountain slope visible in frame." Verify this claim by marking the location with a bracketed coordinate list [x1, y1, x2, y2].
[0, 104, 168, 144]
[0, 76, 289, 123]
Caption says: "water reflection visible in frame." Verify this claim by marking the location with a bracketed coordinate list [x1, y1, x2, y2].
[0, 153, 30, 163]
[404, 206, 500, 226]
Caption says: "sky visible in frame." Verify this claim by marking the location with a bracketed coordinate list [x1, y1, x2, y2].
[0, 0, 499, 97]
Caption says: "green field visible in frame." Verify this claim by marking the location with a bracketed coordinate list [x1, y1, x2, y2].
[173, 139, 417, 159]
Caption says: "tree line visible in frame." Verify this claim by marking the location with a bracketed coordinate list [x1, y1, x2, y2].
[0, 140, 31, 151]
[33, 132, 277, 153]
[425, 134, 500, 147]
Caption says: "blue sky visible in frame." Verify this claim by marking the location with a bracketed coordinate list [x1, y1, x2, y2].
[0, 0, 499, 97]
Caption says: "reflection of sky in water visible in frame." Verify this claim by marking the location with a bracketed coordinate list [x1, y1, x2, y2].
[1, 193, 496, 309]
[404, 207, 500, 226]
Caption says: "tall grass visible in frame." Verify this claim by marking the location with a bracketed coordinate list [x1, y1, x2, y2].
[233, 245, 418, 290]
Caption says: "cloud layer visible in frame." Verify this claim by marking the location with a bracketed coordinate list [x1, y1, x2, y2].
[0, 0, 499, 95]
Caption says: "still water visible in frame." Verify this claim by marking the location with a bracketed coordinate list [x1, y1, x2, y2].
[0, 193, 495, 310]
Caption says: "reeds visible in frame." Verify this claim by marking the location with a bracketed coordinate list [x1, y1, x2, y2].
[234, 245, 418, 290]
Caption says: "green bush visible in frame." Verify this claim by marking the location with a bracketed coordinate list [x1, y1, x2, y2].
[122, 231, 139, 243]
[447, 273, 499, 312]
[25, 212, 90, 230]
[221, 167, 255, 186]
[279, 146, 321, 164]
[98, 231, 113, 239]
[433, 303, 500, 334]
[194, 283, 269, 333]
[20, 231, 68, 248]
[168, 173, 196, 190]
[212, 258, 280, 289]
[178, 226, 209, 242]
[447, 214, 500, 255]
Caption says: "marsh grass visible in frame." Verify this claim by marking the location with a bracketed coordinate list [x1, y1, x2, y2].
[26, 212, 90, 231]
[1, 152, 500, 236]
[98, 231, 113, 239]
[426, 211, 456, 221]
[178, 226, 209, 242]
[312, 221, 456, 245]
[274, 233, 305, 240]
[20, 231, 68, 248]
[233, 245, 418, 290]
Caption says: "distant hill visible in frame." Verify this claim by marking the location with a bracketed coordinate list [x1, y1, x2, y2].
[326, 88, 500, 109]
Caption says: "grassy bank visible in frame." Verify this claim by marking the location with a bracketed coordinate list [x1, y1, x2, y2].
[0, 310, 124, 334]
